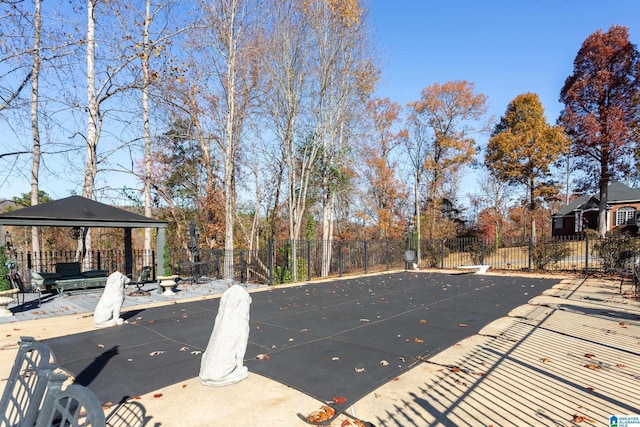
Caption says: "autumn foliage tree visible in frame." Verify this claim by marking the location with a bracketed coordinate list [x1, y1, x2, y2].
[559, 25, 640, 237]
[406, 80, 488, 239]
[358, 97, 407, 239]
[485, 93, 569, 241]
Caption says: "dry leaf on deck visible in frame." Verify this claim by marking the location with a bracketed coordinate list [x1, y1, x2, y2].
[306, 405, 335, 423]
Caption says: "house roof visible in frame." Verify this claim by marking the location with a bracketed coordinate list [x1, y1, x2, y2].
[554, 182, 640, 217]
[0, 195, 167, 228]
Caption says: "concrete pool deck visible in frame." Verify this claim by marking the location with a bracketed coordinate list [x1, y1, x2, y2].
[1, 270, 639, 426]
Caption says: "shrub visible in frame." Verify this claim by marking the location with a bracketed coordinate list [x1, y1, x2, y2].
[421, 240, 446, 268]
[593, 231, 640, 270]
[466, 240, 496, 265]
[531, 240, 571, 270]
[0, 247, 11, 292]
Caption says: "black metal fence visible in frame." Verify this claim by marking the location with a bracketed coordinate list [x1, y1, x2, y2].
[9, 234, 638, 287]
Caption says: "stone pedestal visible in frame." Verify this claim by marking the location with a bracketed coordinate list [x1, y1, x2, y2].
[157, 275, 178, 296]
[0, 289, 18, 317]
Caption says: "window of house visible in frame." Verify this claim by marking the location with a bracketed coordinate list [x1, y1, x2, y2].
[615, 206, 637, 226]
[553, 217, 563, 229]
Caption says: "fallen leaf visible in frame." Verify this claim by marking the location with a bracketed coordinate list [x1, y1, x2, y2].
[380, 360, 389, 366]
[333, 396, 347, 405]
[572, 413, 595, 423]
[182, 384, 187, 389]
[191, 351, 202, 355]
[354, 366, 366, 373]
[414, 337, 424, 343]
[450, 367, 460, 373]
[420, 319, 427, 324]
[584, 353, 595, 359]
[619, 321, 629, 328]
[585, 386, 595, 391]
[341, 420, 352, 427]
[130, 396, 141, 400]
[458, 323, 468, 327]
[97, 344, 105, 349]
[127, 358, 133, 362]
[306, 405, 335, 423]
[149, 351, 165, 356]
[256, 354, 270, 360]
[584, 363, 601, 370]
[180, 347, 189, 352]
[331, 357, 340, 361]
[393, 377, 400, 381]
[617, 363, 627, 368]
[359, 318, 370, 322]
[153, 393, 163, 398]
[102, 402, 113, 409]
[540, 357, 551, 363]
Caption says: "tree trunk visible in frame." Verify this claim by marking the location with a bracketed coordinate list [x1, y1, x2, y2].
[142, 0, 153, 268]
[30, 0, 42, 270]
[223, 7, 238, 281]
[598, 176, 609, 237]
[80, 0, 99, 269]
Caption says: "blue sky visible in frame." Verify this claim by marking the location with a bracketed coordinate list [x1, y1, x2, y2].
[2, 1, 639, 204]
[369, 0, 640, 130]
[367, 0, 640, 202]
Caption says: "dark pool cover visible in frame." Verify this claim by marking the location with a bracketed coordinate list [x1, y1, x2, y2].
[45, 271, 559, 411]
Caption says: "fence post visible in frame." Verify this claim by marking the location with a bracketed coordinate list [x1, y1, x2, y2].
[364, 241, 368, 274]
[584, 234, 589, 275]
[152, 251, 156, 280]
[528, 236, 533, 271]
[481, 239, 485, 265]
[339, 241, 343, 277]
[386, 240, 390, 271]
[268, 240, 273, 286]
[307, 240, 311, 282]
[441, 239, 445, 270]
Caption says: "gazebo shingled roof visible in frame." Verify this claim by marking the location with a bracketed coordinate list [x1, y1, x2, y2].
[0, 196, 168, 276]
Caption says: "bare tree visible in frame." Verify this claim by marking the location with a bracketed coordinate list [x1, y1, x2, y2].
[30, 0, 42, 267]
[193, 0, 264, 280]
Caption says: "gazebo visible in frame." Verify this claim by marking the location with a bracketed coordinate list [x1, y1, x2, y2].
[0, 196, 168, 277]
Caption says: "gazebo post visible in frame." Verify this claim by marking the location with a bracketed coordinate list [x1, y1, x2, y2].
[157, 227, 166, 276]
[124, 228, 133, 277]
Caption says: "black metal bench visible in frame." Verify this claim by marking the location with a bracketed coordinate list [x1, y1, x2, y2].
[0, 336, 105, 426]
